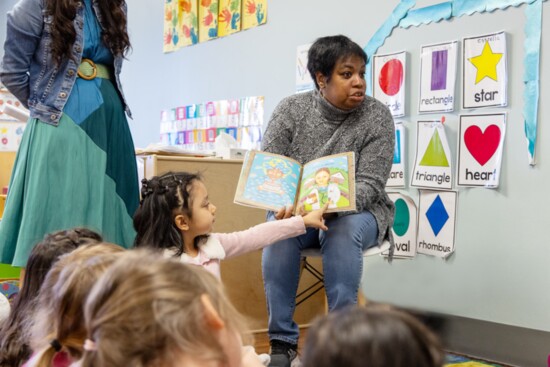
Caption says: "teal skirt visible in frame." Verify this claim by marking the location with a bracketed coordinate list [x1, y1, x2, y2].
[0, 80, 138, 267]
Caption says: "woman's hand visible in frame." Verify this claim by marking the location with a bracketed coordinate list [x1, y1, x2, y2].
[301, 203, 329, 230]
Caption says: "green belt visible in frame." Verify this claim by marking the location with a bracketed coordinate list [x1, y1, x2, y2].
[77, 58, 112, 80]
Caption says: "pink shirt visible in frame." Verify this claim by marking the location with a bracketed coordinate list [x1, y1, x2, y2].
[165, 216, 306, 278]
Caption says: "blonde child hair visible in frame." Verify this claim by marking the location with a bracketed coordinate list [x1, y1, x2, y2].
[26, 243, 125, 367]
[75, 250, 258, 367]
[301, 304, 444, 367]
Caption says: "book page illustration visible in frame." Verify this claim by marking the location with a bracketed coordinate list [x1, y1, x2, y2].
[299, 153, 355, 213]
[235, 151, 301, 211]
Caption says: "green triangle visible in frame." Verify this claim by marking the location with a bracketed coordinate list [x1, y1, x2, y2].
[419, 129, 449, 167]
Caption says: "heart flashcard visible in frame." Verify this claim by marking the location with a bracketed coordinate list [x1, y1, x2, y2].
[464, 124, 501, 166]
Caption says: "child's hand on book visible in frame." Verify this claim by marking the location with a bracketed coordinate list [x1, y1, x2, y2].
[301, 202, 329, 231]
[274, 206, 293, 220]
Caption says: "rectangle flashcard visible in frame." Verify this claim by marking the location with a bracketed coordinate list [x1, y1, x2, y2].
[417, 190, 457, 259]
[462, 31, 507, 109]
[372, 51, 407, 117]
[419, 41, 458, 114]
[457, 113, 506, 188]
[387, 192, 417, 258]
[386, 121, 406, 188]
[411, 120, 453, 190]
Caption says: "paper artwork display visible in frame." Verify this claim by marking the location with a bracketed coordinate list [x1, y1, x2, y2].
[373, 51, 407, 117]
[0, 122, 26, 151]
[198, 0, 219, 43]
[411, 120, 453, 190]
[235, 151, 356, 214]
[457, 113, 506, 188]
[218, 0, 241, 37]
[242, 0, 267, 30]
[386, 121, 406, 188]
[296, 43, 315, 93]
[387, 192, 417, 258]
[419, 41, 457, 114]
[417, 190, 457, 259]
[180, 0, 199, 47]
[463, 31, 507, 109]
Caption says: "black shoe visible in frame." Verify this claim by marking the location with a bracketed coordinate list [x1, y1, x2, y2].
[268, 340, 298, 367]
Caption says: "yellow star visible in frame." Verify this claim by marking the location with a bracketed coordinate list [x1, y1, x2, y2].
[468, 42, 503, 84]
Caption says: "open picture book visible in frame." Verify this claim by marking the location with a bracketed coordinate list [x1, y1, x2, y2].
[234, 150, 356, 213]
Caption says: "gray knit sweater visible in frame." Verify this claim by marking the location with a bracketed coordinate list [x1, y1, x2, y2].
[262, 90, 395, 247]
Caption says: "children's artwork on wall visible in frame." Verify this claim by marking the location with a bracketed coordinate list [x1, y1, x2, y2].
[372, 51, 407, 117]
[463, 31, 508, 109]
[218, 0, 241, 37]
[163, 0, 179, 52]
[179, 0, 199, 47]
[199, 0, 219, 43]
[457, 113, 506, 188]
[386, 121, 406, 188]
[417, 190, 457, 259]
[419, 41, 458, 114]
[296, 43, 315, 93]
[242, 0, 267, 30]
[0, 122, 26, 152]
[411, 120, 453, 190]
[387, 192, 417, 258]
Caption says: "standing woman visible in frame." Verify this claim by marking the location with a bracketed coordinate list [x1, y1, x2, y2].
[261, 35, 395, 367]
[0, 0, 139, 267]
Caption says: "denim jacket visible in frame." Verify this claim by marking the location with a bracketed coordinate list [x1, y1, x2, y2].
[0, 0, 131, 126]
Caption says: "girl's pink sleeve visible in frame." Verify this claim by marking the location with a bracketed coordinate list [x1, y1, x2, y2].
[214, 216, 306, 259]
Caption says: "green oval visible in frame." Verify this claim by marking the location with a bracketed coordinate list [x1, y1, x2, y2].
[393, 198, 410, 237]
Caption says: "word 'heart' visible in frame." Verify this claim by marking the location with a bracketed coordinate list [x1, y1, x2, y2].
[464, 124, 501, 166]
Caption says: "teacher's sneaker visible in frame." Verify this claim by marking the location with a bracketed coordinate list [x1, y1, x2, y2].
[268, 340, 298, 367]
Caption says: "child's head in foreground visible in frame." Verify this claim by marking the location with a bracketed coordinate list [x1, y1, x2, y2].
[302, 304, 444, 367]
[134, 172, 216, 255]
[75, 250, 248, 367]
[27, 242, 125, 366]
[0, 227, 102, 366]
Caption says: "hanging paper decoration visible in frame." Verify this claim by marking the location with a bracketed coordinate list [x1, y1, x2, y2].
[218, 0, 241, 37]
[198, 0, 219, 43]
[386, 121, 406, 188]
[242, 0, 267, 30]
[373, 51, 407, 117]
[419, 41, 458, 114]
[411, 120, 453, 190]
[417, 190, 457, 259]
[457, 113, 506, 188]
[463, 31, 508, 109]
[386, 192, 418, 258]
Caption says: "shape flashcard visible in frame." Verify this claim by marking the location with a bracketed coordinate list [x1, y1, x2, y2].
[411, 121, 453, 190]
[419, 41, 457, 114]
[373, 51, 407, 117]
[387, 192, 417, 258]
[417, 190, 457, 258]
[463, 32, 507, 109]
[457, 113, 506, 188]
[386, 121, 406, 188]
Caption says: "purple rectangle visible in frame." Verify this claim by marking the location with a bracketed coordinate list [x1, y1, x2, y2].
[431, 50, 448, 91]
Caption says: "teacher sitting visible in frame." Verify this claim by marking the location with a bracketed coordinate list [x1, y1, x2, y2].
[261, 35, 395, 367]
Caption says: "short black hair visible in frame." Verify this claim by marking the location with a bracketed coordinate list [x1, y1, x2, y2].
[307, 35, 367, 90]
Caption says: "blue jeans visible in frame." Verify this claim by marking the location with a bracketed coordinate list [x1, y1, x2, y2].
[262, 211, 379, 344]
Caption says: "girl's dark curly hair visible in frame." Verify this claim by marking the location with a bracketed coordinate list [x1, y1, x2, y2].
[45, 0, 131, 66]
[133, 172, 204, 256]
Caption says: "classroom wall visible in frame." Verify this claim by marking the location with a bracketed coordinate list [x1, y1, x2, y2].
[1, 0, 548, 337]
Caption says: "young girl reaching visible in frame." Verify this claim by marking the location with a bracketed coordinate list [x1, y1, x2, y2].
[133, 171, 328, 278]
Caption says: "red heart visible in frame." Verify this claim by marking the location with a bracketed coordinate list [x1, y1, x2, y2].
[464, 124, 501, 166]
